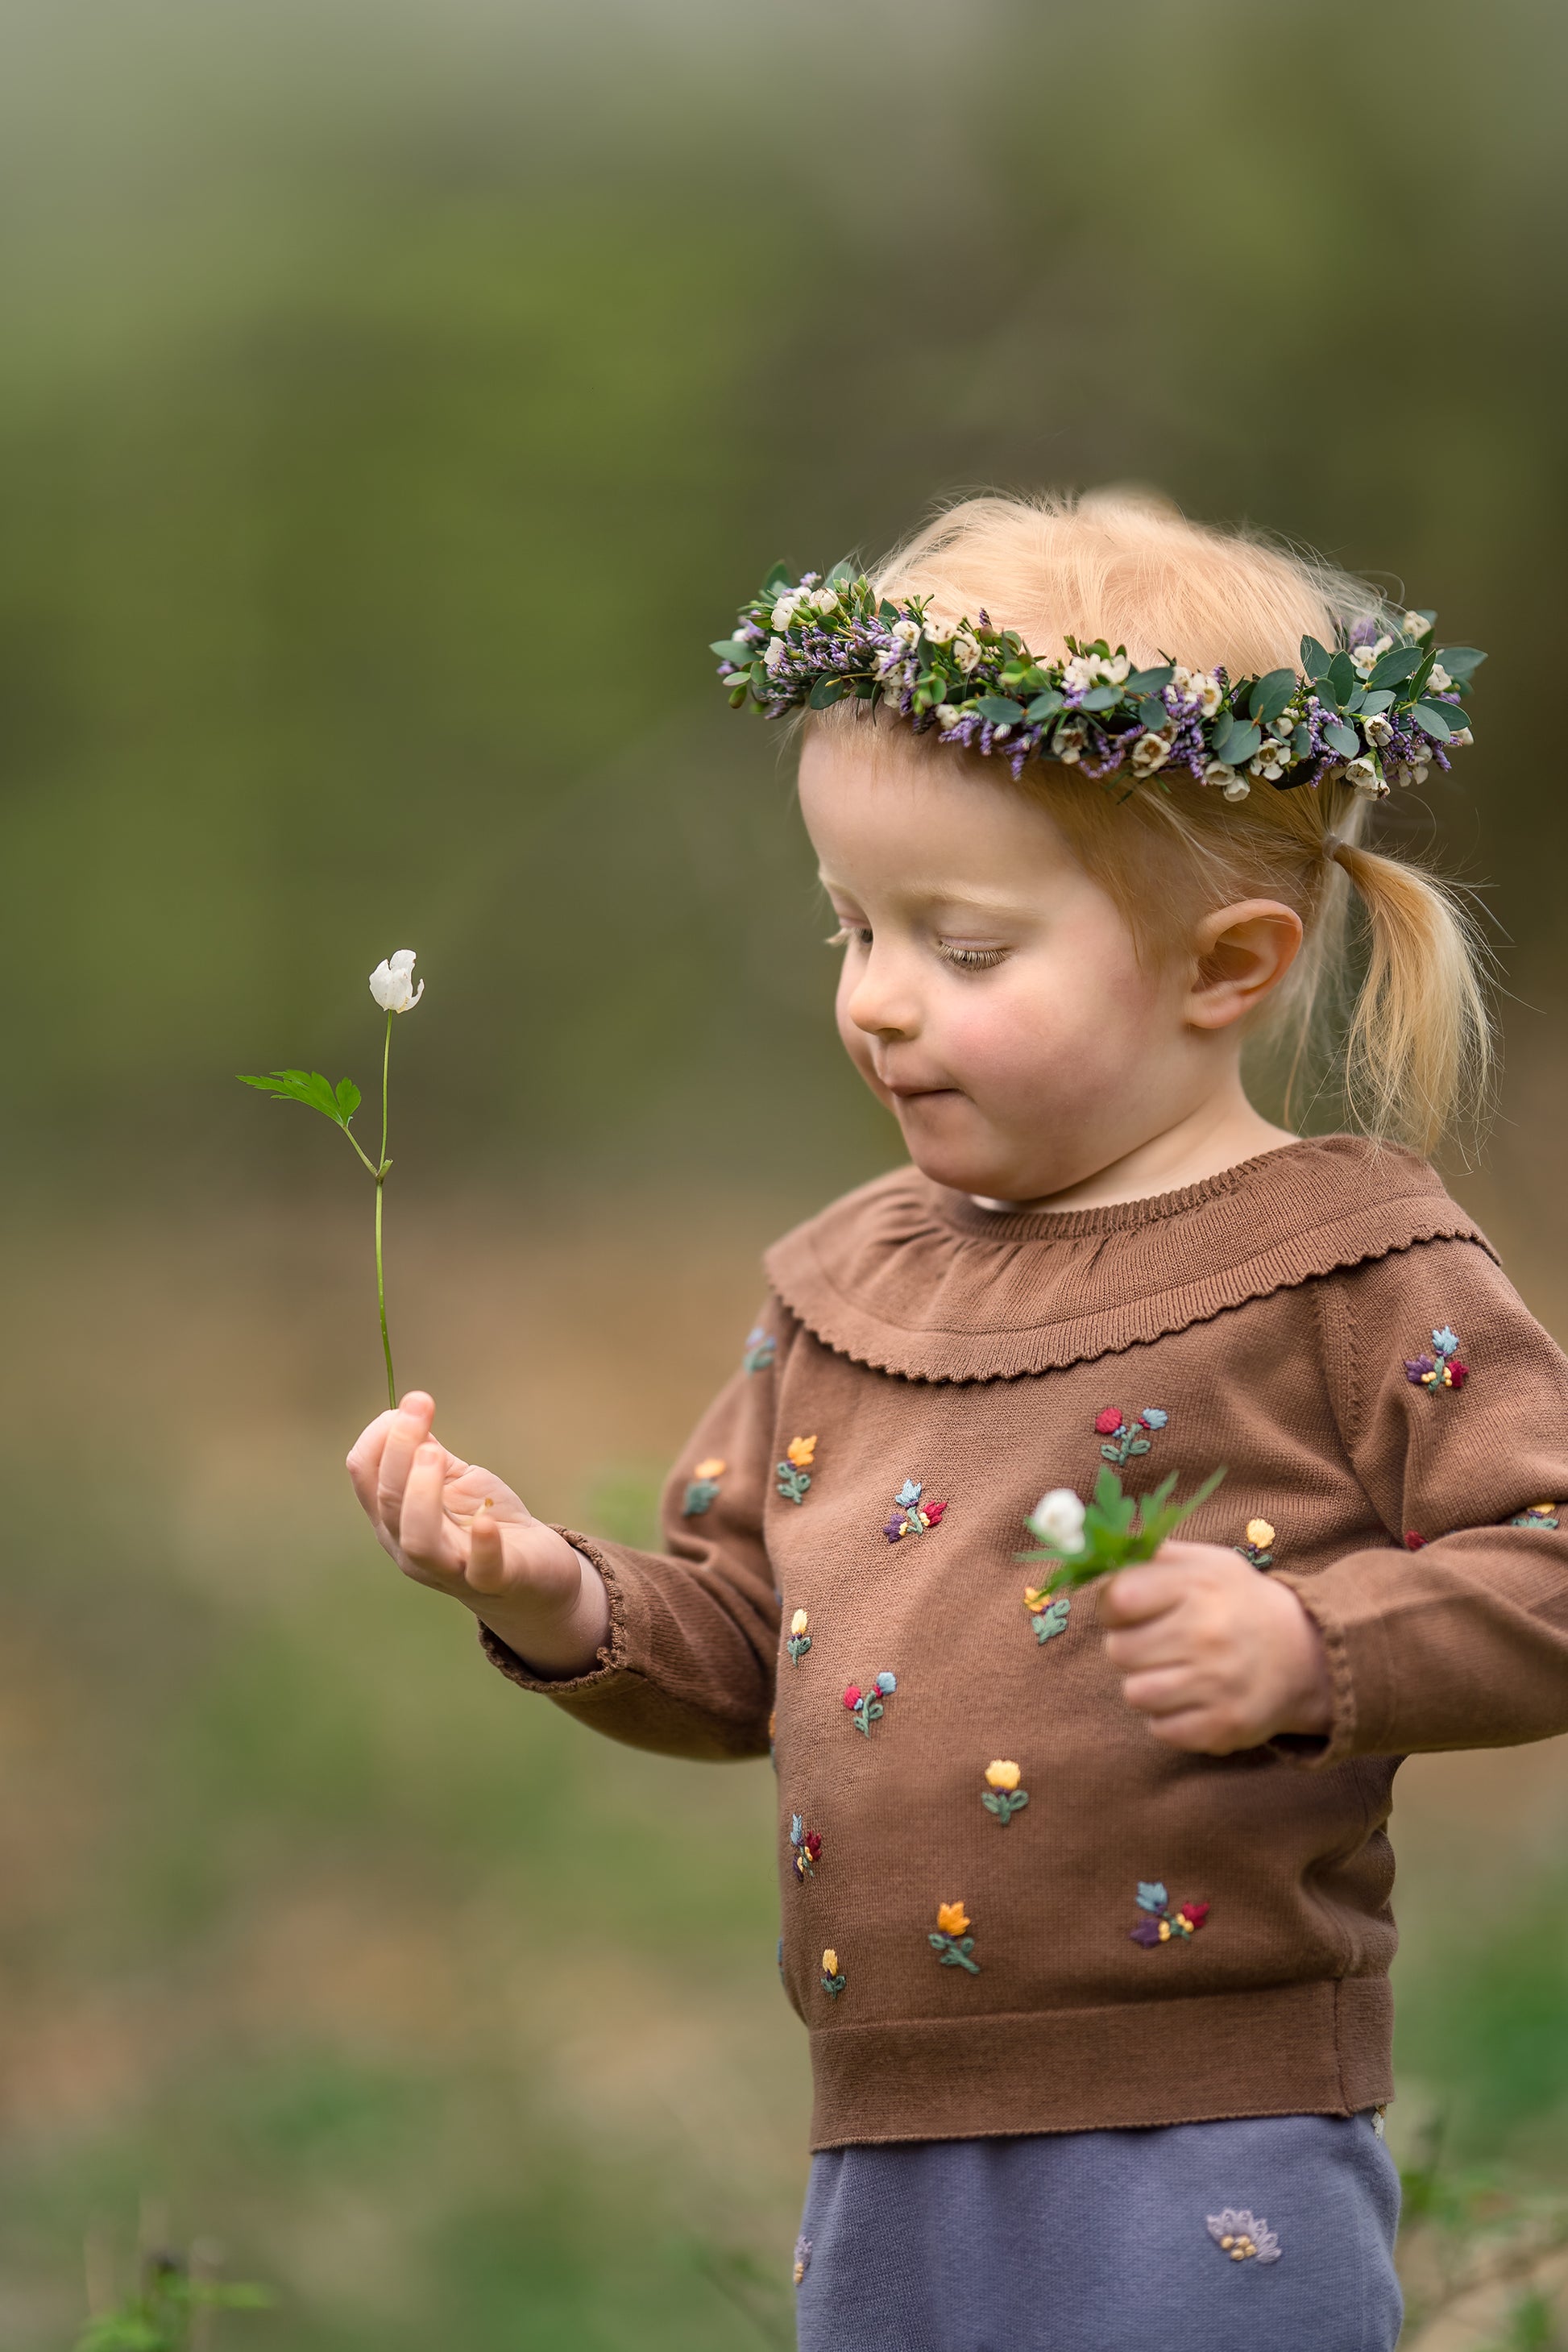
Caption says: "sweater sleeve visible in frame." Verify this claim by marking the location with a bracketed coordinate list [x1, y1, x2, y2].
[1274, 1235, 1568, 1765]
[475, 1309, 785, 1760]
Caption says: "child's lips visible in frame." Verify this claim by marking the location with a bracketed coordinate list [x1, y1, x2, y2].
[886, 1081, 961, 1105]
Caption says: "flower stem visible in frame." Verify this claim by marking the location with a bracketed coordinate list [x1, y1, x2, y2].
[376, 1010, 396, 1408]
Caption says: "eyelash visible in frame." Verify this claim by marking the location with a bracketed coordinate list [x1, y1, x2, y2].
[826, 926, 1006, 973]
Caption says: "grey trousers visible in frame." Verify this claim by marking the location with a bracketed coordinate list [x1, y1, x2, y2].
[794, 2113, 1401, 2352]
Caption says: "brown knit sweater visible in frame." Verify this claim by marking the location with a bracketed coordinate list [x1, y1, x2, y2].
[482, 1138, 1568, 2148]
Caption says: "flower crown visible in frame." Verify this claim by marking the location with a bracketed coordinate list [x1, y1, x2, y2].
[712, 562, 1484, 801]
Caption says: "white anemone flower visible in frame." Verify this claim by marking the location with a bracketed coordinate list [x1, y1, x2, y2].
[1027, 1488, 1087, 1553]
[369, 949, 424, 1013]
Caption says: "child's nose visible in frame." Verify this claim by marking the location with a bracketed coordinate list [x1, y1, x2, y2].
[845, 952, 921, 1040]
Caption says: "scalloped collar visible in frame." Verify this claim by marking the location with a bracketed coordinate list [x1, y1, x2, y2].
[764, 1136, 1491, 1383]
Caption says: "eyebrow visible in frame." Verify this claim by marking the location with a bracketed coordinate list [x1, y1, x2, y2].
[818, 875, 1035, 921]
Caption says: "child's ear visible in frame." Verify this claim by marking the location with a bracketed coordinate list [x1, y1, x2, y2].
[1186, 899, 1303, 1031]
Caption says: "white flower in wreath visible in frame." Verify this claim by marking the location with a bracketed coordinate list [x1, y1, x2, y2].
[935, 703, 964, 731]
[873, 645, 905, 679]
[1450, 726, 1474, 748]
[1403, 611, 1433, 638]
[952, 634, 984, 674]
[883, 682, 907, 710]
[1180, 670, 1223, 717]
[1271, 715, 1296, 739]
[811, 585, 840, 615]
[1130, 728, 1173, 774]
[1428, 662, 1453, 692]
[891, 616, 922, 648]
[1350, 633, 1393, 678]
[764, 635, 788, 675]
[1061, 653, 1099, 693]
[1104, 653, 1130, 687]
[1344, 754, 1387, 795]
[771, 590, 806, 630]
[1201, 757, 1238, 788]
[1363, 713, 1393, 746]
[1053, 719, 1089, 764]
[1221, 774, 1251, 802]
[1251, 740, 1294, 779]
[923, 614, 956, 645]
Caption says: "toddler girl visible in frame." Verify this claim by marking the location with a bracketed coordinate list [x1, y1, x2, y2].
[347, 491, 1568, 2352]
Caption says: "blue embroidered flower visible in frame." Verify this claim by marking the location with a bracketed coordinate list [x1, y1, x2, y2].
[1130, 1881, 1209, 1946]
[883, 1479, 948, 1541]
[1510, 1503, 1559, 1529]
[1404, 1325, 1468, 1392]
[1095, 1406, 1168, 1466]
[743, 1325, 776, 1374]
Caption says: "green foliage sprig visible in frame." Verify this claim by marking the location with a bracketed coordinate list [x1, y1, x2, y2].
[1018, 1465, 1227, 1595]
[75, 2248, 271, 2352]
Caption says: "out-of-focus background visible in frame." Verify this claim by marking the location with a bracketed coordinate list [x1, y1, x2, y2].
[4, 1, 1567, 2343]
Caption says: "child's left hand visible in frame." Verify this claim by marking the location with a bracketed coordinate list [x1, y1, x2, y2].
[1099, 1543, 1334, 1753]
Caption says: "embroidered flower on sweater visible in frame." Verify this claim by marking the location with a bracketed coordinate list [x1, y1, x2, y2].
[1129, 1881, 1209, 1947]
[742, 1325, 776, 1374]
[981, 1759, 1029, 1823]
[1404, 1325, 1468, 1392]
[777, 1434, 817, 1504]
[1097, 1405, 1168, 1467]
[929, 1900, 980, 1973]
[844, 1672, 896, 1734]
[1206, 2209, 1281, 2263]
[681, 1457, 727, 1517]
[1510, 1502, 1559, 1529]
[883, 1479, 948, 1541]
[789, 1812, 823, 1880]
[786, 1607, 812, 1664]
[1236, 1516, 1276, 1567]
[1023, 1587, 1072, 1645]
[820, 1947, 845, 1998]
[793, 2234, 811, 2286]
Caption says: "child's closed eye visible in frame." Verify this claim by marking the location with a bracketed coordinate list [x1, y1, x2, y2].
[826, 924, 872, 949]
[938, 942, 1009, 972]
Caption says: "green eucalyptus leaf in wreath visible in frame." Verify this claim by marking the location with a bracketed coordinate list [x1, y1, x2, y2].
[1325, 651, 1358, 708]
[1248, 669, 1297, 726]
[1366, 645, 1425, 692]
[761, 561, 794, 594]
[975, 695, 1025, 724]
[1322, 720, 1361, 759]
[807, 675, 848, 708]
[1027, 690, 1065, 723]
[1300, 636, 1334, 681]
[1079, 686, 1119, 711]
[1218, 721, 1262, 766]
[1358, 690, 1396, 716]
[1411, 700, 1456, 741]
[826, 558, 857, 588]
[1135, 696, 1169, 730]
[1292, 722, 1312, 759]
[710, 638, 753, 663]
[878, 599, 899, 624]
[1125, 665, 1175, 695]
[1437, 646, 1487, 680]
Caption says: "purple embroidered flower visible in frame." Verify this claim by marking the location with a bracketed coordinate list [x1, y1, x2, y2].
[793, 2234, 811, 2286]
[1206, 2209, 1280, 2263]
[1405, 1325, 1468, 1392]
[1130, 1881, 1209, 1947]
[883, 1479, 948, 1541]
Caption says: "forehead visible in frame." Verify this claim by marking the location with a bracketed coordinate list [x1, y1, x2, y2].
[797, 722, 1076, 903]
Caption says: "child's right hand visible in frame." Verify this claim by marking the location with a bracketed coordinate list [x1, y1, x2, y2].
[346, 1392, 612, 1677]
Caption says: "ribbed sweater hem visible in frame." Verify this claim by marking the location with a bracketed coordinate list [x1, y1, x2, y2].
[806, 1977, 1392, 2149]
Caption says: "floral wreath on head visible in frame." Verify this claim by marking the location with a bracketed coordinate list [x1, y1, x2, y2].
[712, 562, 1483, 802]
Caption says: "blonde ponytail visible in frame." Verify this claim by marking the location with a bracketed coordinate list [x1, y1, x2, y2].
[1329, 838, 1495, 1152]
[811, 488, 1498, 1155]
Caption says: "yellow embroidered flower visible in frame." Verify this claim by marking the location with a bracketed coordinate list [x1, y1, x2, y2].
[935, 1901, 970, 1937]
[694, 1456, 727, 1480]
[822, 1948, 838, 1977]
[790, 1607, 809, 1636]
[984, 1761, 1022, 1792]
[1023, 1587, 1050, 1612]
[1246, 1517, 1276, 1549]
[786, 1435, 818, 1468]
[1158, 1919, 1172, 1941]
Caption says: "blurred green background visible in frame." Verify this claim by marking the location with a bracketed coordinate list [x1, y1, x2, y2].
[4, 0, 1567, 2342]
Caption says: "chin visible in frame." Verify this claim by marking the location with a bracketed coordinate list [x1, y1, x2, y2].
[895, 1110, 1047, 1202]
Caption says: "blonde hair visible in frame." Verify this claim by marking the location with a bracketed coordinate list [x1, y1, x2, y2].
[813, 487, 1492, 1151]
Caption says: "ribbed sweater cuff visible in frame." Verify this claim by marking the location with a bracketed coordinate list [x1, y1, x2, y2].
[1270, 1566, 1371, 1768]
[477, 1526, 643, 1696]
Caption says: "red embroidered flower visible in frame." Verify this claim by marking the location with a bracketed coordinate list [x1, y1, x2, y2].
[1178, 1902, 1210, 1930]
[842, 1684, 862, 1711]
[803, 1831, 823, 1861]
[1095, 1407, 1124, 1436]
[1404, 1530, 1426, 1550]
[1448, 1361, 1469, 1389]
[922, 1500, 948, 1528]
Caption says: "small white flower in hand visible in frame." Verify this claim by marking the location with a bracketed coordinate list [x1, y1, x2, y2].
[369, 948, 424, 1014]
[1027, 1487, 1087, 1553]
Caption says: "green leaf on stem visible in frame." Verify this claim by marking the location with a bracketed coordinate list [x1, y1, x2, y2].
[238, 1069, 359, 1129]
[1016, 1464, 1228, 1594]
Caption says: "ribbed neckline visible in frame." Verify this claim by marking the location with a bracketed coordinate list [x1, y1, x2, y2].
[933, 1140, 1343, 1245]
